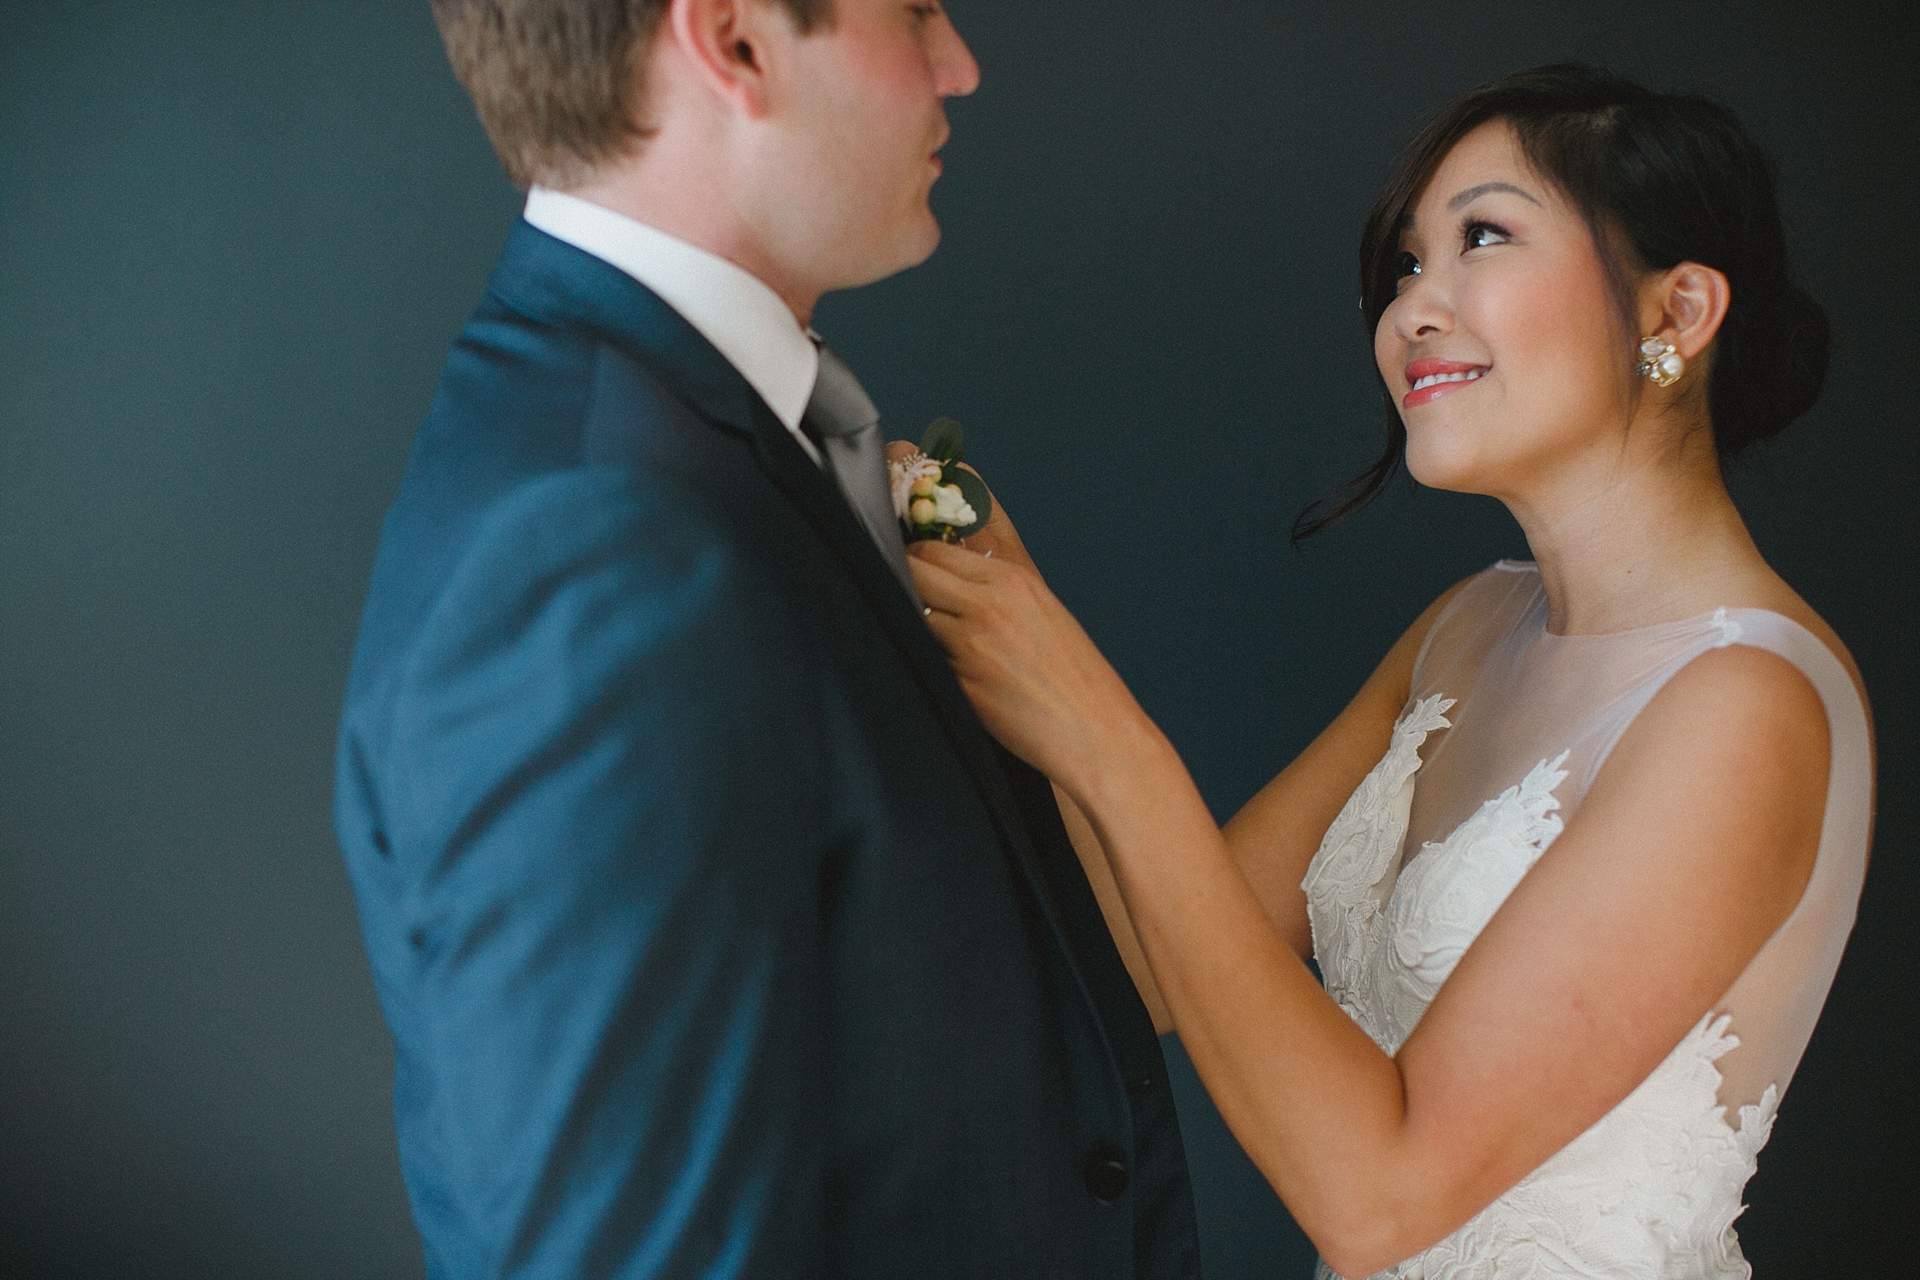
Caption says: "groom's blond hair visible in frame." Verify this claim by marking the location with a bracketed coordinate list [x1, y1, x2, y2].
[431, 0, 833, 190]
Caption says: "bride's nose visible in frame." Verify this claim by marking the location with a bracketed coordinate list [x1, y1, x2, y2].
[1390, 276, 1454, 344]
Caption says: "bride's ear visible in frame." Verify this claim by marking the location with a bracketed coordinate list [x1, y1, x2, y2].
[1648, 261, 1732, 362]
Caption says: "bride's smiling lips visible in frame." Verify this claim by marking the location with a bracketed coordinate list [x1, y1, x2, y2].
[1403, 358, 1491, 409]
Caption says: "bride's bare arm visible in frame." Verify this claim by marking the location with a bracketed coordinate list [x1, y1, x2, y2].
[908, 542, 1828, 1278]
[1054, 783, 1174, 1031]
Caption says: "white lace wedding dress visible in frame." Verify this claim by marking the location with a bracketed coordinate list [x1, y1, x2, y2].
[1303, 563, 1872, 1280]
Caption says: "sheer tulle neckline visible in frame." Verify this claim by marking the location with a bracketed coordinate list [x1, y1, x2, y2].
[1494, 561, 1752, 643]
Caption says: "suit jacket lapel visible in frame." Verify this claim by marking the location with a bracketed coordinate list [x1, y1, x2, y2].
[486, 221, 1103, 1018]
[742, 403, 1122, 1057]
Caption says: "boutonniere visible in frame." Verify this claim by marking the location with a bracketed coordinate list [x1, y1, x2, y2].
[889, 418, 994, 543]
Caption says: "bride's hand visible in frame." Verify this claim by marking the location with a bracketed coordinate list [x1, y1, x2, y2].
[908, 539, 1145, 793]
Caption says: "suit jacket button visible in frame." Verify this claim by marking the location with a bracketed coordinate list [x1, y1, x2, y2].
[1084, 1148, 1130, 1203]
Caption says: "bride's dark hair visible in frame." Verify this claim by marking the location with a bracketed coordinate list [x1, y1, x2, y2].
[1294, 63, 1831, 542]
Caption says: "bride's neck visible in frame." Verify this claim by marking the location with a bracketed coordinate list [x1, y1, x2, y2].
[1508, 427, 1765, 636]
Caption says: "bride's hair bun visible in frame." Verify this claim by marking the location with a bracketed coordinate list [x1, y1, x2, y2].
[1715, 277, 1831, 456]
[1298, 63, 1831, 541]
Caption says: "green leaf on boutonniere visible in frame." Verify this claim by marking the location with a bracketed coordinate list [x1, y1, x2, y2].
[921, 417, 965, 466]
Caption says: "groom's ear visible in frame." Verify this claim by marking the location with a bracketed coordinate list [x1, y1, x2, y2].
[665, 0, 796, 121]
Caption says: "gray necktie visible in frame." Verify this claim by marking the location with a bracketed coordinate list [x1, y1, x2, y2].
[805, 343, 921, 606]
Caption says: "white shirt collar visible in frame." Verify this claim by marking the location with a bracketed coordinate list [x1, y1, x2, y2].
[523, 187, 821, 455]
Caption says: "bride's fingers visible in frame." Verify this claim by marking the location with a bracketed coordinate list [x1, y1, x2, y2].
[908, 549, 983, 616]
[918, 596, 989, 669]
[920, 604, 966, 649]
[886, 439, 920, 464]
[908, 537, 1000, 585]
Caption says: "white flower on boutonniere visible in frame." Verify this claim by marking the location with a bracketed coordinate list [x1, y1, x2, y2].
[887, 418, 994, 543]
[927, 482, 977, 529]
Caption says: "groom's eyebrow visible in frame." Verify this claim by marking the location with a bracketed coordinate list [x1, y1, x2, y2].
[1447, 181, 1543, 212]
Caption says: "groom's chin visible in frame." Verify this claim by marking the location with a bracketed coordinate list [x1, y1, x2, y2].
[885, 204, 946, 271]
[906, 218, 943, 270]
[835, 217, 944, 293]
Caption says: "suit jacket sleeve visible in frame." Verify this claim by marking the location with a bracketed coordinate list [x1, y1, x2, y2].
[381, 464, 833, 1278]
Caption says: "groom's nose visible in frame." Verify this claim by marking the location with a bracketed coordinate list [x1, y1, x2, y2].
[931, 12, 981, 98]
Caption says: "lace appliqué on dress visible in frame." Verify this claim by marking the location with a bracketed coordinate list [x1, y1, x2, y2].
[1304, 700, 1778, 1280]
[1374, 751, 1568, 1053]
[1303, 694, 1452, 1049]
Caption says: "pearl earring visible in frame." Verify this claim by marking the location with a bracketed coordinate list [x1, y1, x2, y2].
[1638, 336, 1685, 387]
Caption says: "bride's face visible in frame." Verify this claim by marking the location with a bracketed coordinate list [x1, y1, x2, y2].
[1375, 120, 1634, 500]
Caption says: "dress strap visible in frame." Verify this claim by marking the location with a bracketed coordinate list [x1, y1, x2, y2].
[1716, 609, 1874, 915]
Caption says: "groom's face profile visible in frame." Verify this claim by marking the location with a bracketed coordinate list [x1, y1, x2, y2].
[433, 0, 978, 308]
[746, 0, 981, 293]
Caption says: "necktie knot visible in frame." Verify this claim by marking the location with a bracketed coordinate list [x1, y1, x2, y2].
[806, 343, 881, 440]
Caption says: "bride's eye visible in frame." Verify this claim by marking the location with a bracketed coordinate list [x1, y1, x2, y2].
[1396, 250, 1422, 280]
[1462, 220, 1511, 251]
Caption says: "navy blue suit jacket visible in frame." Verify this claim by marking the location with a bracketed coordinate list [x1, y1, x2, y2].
[335, 222, 1202, 1279]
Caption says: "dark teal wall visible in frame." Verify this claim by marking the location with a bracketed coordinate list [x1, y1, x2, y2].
[2, 2, 1913, 1274]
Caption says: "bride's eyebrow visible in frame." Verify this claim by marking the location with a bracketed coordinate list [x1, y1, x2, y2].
[1447, 181, 1543, 212]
